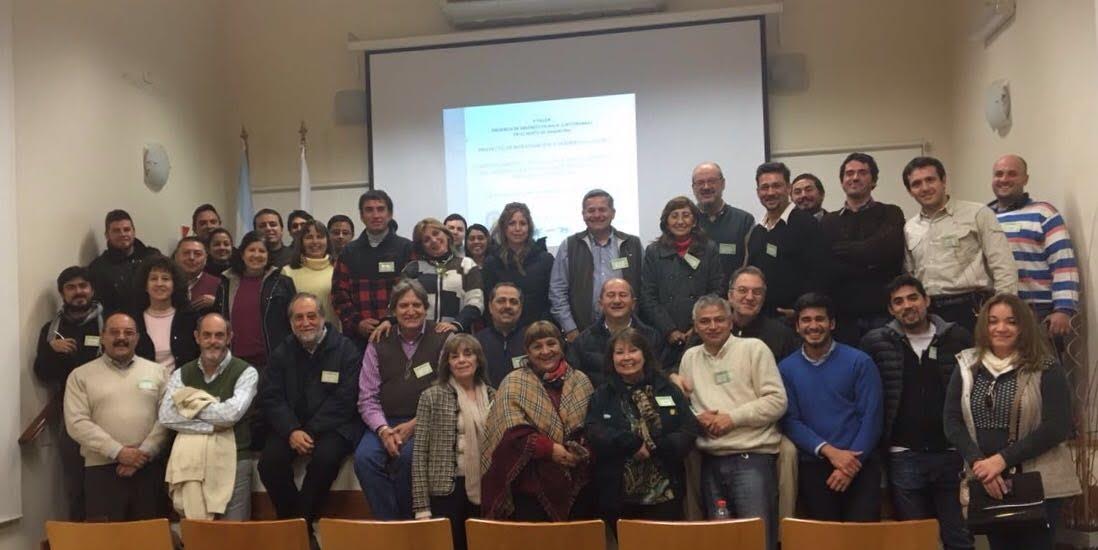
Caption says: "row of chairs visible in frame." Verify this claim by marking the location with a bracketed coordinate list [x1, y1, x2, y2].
[44, 517, 940, 550]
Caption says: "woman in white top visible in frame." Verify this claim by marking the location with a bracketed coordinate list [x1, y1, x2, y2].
[134, 254, 198, 374]
[281, 220, 338, 329]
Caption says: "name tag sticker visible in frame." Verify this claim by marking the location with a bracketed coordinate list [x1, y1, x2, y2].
[512, 355, 526, 369]
[928, 347, 938, 360]
[610, 257, 629, 270]
[603, 413, 612, 419]
[655, 395, 675, 407]
[714, 371, 732, 385]
[683, 253, 701, 270]
[939, 236, 959, 248]
[378, 261, 396, 273]
[766, 244, 779, 257]
[137, 379, 157, 392]
[413, 363, 434, 379]
[1000, 222, 1022, 233]
[84, 335, 101, 347]
[719, 243, 738, 255]
[321, 371, 340, 384]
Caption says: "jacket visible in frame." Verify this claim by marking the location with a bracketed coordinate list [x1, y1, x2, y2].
[400, 253, 484, 331]
[86, 238, 161, 314]
[134, 307, 201, 369]
[476, 324, 527, 388]
[639, 240, 723, 338]
[331, 230, 414, 346]
[552, 229, 643, 333]
[259, 325, 365, 445]
[820, 201, 906, 318]
[33, 304, 104, 403]
[482, 239, 555, 329]
[565, 315, 663, 388]
[216, 267, 295, 359]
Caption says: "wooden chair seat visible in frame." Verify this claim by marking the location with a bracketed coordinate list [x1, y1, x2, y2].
[180, 518, 310, 550]
[617, 518, 766, 550]
[780, 518, 939, 550]
[317, 518, 453, 550]
[465, 519, 606, 550]
[45, 518, 173, 550]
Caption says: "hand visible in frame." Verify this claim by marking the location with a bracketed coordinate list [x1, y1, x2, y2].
[49, 338, 78, 355]
[369, 320, 393, 343]
[972, 454, 1007, 483]
[633, 445, 651, 460]
[435, 322, 459, 334]
[116, 464, 138, 478]
[392, 419, 417, 446]
[826, 469, 852, 492]
[820, 445, 862, 477]
[189, 294, 216, 311]
[289, 430, 315, 455]
[357, 318, 381, 338]
[116, 446, 150, 468]
[1045, 311, 1072, 338]
[705, 413, 734, 438]
[551, 443, 578, 467]
[380, 429, 401, 457]
[669, 373, 693, 397]
[982, 475, 1008, 500]
[667, 330, 687, 346]
[564, 329, 580, 343]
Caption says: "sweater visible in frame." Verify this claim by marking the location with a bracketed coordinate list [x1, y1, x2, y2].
[64, 355, 168, 466]
[164, 388, 237, 518]
[989, 194, 1080, 313]
[746, 206, 831, 314]
[679, 335, 787, 454]
[778, 343, 883, 460]
[331, 230, 414, 345]
[820, 201, 906, 318]
[697, 203, 755, 292]
[283, 256, 337, 328]
[400, 253, 484, 331]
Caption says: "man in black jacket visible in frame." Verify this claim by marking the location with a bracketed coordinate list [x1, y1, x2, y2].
[87, 209, 160, 313]
[475, 282, 526, 387]
[566, 278, 662, 387]
[33, 266, 104, 520]
[860, 275, 973, 550]
[257, 293, 364, 527]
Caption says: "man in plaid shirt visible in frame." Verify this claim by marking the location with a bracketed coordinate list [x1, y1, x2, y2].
[331, 190, 413, 348]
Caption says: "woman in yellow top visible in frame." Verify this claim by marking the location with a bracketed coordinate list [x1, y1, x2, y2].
[281, 220, 338, 329]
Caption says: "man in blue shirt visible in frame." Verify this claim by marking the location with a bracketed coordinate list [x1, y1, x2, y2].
[778, 292, 883, 521]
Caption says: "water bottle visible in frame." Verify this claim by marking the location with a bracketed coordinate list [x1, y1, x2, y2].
[713, 498, 730, 520]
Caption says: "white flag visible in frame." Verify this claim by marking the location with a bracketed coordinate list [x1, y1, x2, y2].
[299, 143, 311, 211]
[235, 140, 254, 242]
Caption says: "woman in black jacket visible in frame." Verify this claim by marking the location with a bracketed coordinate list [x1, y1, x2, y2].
[133, 254, 199, 373]
[481, 203, 554, 328]
[216, 231, 295, 369]
[585, 328, 698, 529]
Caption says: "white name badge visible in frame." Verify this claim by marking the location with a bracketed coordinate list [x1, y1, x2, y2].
[719, 243, 738, 255]
[714, 371, 732, 385]
[655, 395, 676, 407]
[766, 243, 779, 257]
[939, 236, 959, 248]
[378, 261, 396, 273]
[683, 253, 701, 270]
[610, 257, 629, 270]
[413, 363, 434, 379]
[137, 379, 157, 392]
[927, 347, 938, 360]
[84, 335, 101, 347]
[511, 355, 526, 370]
[321, 370, 340, 384]
[1000, 222, 1022, 234]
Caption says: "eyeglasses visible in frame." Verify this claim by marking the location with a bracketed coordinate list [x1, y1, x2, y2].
[733, 286, 764, 297]
[984, 378, 997, 410]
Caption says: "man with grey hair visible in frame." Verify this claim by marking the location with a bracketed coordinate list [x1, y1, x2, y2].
[727, 266, 798, 361]
[692, 162, 755, 291]
[677, 294, 786, 550]
[550, 189, 643, 340]
[257, 293, 363, 533]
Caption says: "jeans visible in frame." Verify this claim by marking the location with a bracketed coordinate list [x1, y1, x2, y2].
[222, 458, 254, 521]
[985, 498, 1065, 550]
[353, 417, 415, 520]
[888, 450, 973, 550]
[701, 453, 778, 550]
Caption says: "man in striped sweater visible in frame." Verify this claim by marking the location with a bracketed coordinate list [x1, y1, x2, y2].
[988, 154, 1079, 339]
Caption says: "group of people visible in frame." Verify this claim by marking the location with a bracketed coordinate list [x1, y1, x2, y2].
[34, 151, 1081, 550]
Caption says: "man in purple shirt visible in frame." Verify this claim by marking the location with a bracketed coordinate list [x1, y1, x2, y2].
[353, 279, 449, 519]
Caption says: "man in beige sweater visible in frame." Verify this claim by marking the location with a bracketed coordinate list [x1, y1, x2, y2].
[64, 312, 168, 521]
[679, 295, 786, 550]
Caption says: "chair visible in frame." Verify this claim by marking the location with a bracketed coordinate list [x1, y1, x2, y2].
[44, 518, 173, 550]
[317, 518, 453, 550]
[465, 519, 605, 550]
[780, 518, 939, 550]
[617, 518, 766, 550]
[180, 518, 310, 550]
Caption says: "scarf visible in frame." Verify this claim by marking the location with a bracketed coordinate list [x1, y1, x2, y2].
[673, 236, 692, 258]
[981, 350, 1018, 376]
[449, 377, 490, 505]
[47, 302, 104, 344]
[541, 359, 568, 390]
[629, 383, 662, 450]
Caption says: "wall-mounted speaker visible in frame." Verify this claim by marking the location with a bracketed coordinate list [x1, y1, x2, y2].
[767, 53, 808, 93]
[334, 89, 367, 125]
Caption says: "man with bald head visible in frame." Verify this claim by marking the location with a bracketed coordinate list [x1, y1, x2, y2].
[566, 277, 662, 386]
[692, 162, 755, 290]
[159, 313, 258, 519]
[988, 154, 1080, 339]
[65, 312, 168, 521]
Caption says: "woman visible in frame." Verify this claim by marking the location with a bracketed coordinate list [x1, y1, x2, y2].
[281, 220, 338, 329]
[481, 321, 595, 521]
[944, 294, 1080, 550]
[464, 223, 490, 268]
[481, 204, 554, 328]
[412, 334, 495, 550]
[639, 196, 722, 372]
[133, 254, 199, 374]
[585, 328, 698, 527]
[203, 227, 234, 276]
[216, 230, 295, 369]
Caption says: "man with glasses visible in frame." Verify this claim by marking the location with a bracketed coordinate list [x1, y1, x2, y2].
[727, 266, 798, 362]
[691, 162, 755, 291]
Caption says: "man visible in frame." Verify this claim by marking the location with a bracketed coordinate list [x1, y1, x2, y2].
[331, 190, 414, 348]
[679, 295, 786, 550]
[746, 162, 830, 317]
[860, 275, 974, 550]
[550, 189, 643, 339]
[174, 236, 220, 313]
[726, 266, 798, 362]
[691, 162, 755, 291]
[33, 266, 104, 520]
[988, 154, 1079, 340]
[565, 278, 662, 387]
[254, 208, 295, 268]
[790, 173, 827, 220]
[443, 213, 467, 256]
[327, 215, 356, 258]
[821, 152, 906, 344]
[778, 293, 883, 522]
[902, 156, 1017, 333]
[257, 293, 363, 527]
[159, 313, 257, 520]
[191, 204, 222, 240]
[287, 209, 314, 238]
[87, 209, 161, 313]
[64, 312, 168, 521]
[476, 282, 527, 387]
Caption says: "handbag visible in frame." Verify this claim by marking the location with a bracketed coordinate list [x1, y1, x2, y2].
[964, 376, 1048, 534]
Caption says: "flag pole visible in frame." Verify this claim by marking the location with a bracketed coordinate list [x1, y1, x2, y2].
[298, 121, 311, 211]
